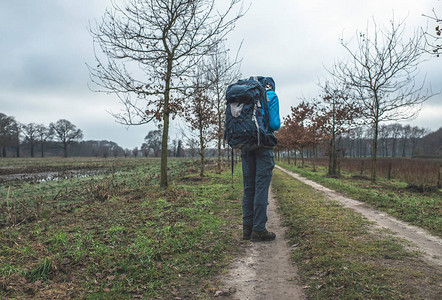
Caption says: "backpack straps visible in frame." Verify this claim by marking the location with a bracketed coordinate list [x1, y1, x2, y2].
[249, 76, 271, 132]
[263, 93, 270, 132]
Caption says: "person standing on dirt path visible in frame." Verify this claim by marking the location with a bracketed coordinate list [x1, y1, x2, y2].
[242, 77, 281, 242]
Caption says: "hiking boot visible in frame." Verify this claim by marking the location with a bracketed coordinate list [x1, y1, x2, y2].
[250, 229, 276, 242]
[243, 225, 253, 240]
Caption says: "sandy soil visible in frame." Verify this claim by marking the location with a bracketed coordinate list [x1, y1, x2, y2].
[217, 188, 305, 300]
[275, 165, 442, 267]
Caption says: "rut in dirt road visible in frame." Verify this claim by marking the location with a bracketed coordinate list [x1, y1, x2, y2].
[275, 165, 442, 267]
[219, 188, 305, 300]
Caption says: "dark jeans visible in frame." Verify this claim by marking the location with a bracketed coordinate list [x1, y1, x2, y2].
[241, 147, 275, 232]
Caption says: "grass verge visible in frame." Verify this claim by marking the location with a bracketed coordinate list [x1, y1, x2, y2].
[272, 169, 441, 299]
[277, 161, 441, 237]
[0, 158, 243, 299]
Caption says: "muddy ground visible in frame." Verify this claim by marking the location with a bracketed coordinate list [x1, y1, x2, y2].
[218, 189, 305, 300]
[0, 166, 107, 183]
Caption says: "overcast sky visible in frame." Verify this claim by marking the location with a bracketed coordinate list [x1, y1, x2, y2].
[1, 0, 440, 149]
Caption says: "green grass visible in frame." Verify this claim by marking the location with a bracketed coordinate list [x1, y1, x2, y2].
[277, 161, 442, 237]
[272, 169, 441, 299]
[0, 158, 244, 299]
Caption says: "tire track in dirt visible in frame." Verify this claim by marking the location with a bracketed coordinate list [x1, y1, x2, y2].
[275, 165, 442, 267]
[218, 188, 304, 300]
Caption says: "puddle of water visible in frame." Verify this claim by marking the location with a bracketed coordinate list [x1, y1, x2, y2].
[0, 169, 105, 183]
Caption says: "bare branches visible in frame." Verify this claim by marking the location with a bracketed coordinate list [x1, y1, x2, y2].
[331, 18, 432, 124]
[88, 0, 245, 125]
[329, 17, 435, 182]
[50, 120, 84, 158]
[422, 7, 442, 57]
[88, 0, 245, 187]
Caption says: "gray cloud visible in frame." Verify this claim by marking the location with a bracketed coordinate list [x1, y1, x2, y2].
[0, 0, 440, 149]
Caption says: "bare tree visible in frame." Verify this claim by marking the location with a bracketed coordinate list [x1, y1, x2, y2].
[205, 43, 241, 171]
[113, 147, 119, 158]
[50, 119, 84, 158]
[0, 113, 16, 157]
[102, 147, 109, 158]
[11, 121, 22, 157]
[88, 0, 245, 187]
[183, 68, 216, 177]
[320, 83, 360, 176]
[378, 124, 389, 157]
[399, 124, 412, 157]
[329, 18, 433, 182]
[22, 123, 38, 157]
[144, 130, 162, 157]
[186, 137, 199, 158]
[410, 126, 428, 155]
[141, 143, 150, 157]
[132, 147, 139, 157]
[35, 124, 53, 158]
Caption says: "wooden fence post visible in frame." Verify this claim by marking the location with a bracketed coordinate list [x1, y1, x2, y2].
[388, 163, 392, 180]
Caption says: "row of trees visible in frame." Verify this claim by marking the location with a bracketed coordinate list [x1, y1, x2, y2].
[0, 113, 83, 158]
[344, 123, 430, 158]
[277, 16, 439, 182]
[88, 0, 441, 187]
[277, 116, 432, 160]
[0, 112, 229, 160]
[88, 0, 245, 186]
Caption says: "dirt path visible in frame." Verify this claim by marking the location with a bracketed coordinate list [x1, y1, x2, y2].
[218, 188, 305, 300]
[275, 165, 442, 267]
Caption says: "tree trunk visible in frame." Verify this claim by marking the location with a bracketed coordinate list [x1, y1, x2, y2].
[161, 112, 170, 187]
[328, 129, 337, 176]
[217, 111, 222, 172]
[392, 139, 396, 157]
[402, 139, 406, 157]
[63, 142, 68, 158]
[371, 121, 379, 183]
[41, 141, 44, 157]
[312, 146, 317, 172]
[16, 133, 20, 157]
[199, 123, 205, 177]
[160, 60, 173, 188]
[301, 147, 305, 167]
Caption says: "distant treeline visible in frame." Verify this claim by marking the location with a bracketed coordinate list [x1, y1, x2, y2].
[339, 125, 441, 158]
[0, 112, 226, 158]
[0, 112, 127, 158]
[277, 124, 441, 160]
[1, 112, 440, 159]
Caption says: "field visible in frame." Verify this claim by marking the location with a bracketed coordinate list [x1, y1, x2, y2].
[0, 157, 244, 298]
[1, 157, 441, 299]
[300, 157, 442, 190]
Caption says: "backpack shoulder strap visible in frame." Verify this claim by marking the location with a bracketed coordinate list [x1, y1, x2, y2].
[249, 76, 270, 131]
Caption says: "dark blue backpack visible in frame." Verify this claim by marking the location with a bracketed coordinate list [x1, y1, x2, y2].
[224, 77, 274, 151]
